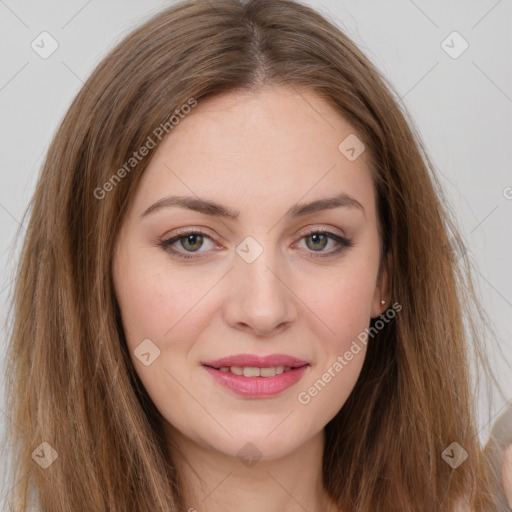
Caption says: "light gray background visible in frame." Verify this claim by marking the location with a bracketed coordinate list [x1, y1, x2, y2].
[1, 0, 511, 504]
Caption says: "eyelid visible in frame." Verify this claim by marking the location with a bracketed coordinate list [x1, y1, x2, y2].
[298, 224, 347, 239]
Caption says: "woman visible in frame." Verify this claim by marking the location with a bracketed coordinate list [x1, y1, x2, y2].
[2, 0, 508, 510]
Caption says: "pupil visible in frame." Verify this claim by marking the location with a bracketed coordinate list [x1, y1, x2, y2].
[308, 233, 327, 250]
[184, 234, 202, 251]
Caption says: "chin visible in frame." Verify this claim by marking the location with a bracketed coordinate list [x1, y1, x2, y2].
[200, 422, 317, 462]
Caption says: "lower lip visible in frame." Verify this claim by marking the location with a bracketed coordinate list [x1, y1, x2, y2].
[203, 365, 309, 397]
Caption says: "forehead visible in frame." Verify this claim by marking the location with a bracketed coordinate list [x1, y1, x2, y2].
[129, 85, 377, 224]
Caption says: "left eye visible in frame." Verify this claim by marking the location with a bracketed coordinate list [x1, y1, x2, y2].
[300, 231, 339, 252]
[294, 230, 354, 257]
[159, 228, 353, 260]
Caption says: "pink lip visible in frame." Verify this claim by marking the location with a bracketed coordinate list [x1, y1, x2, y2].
[201, 353, 310, 398]
[202, 353, 309, 368]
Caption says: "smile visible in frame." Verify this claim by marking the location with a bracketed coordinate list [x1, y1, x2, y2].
[216, 365, 292, 377]
[201, 354, 310, 397]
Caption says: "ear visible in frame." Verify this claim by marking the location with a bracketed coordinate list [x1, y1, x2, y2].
[370, 250, 392, 319]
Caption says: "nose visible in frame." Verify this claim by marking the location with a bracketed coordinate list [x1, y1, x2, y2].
[223, 246, 298, 337]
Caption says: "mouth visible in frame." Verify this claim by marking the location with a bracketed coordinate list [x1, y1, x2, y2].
[201, 354, 310, 397]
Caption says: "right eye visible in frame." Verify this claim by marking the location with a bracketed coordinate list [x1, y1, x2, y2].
[159, 228, 218, 260]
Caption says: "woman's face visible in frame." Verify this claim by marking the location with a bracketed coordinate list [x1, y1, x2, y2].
[112, 85, 389, 461]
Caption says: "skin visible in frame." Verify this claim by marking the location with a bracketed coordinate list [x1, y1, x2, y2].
[112, 85, 391, 512]
[504, 445, 512, 508]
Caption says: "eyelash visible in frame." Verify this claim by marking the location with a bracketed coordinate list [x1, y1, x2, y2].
[158, 227, 354, 260]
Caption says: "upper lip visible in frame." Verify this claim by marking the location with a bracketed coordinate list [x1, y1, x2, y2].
[202, 353, 309, 368]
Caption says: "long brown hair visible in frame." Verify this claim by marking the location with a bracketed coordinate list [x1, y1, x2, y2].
[2, 0, 506, 510]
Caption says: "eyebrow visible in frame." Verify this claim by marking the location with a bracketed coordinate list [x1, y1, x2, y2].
[139, 192, 365, 220]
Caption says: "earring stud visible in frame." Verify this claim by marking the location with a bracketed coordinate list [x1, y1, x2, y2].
[381, 299, 386, 305]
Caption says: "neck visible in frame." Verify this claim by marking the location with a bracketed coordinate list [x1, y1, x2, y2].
[164, 425, 337, 512]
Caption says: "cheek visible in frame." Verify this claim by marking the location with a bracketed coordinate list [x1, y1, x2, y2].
[114, 251, 211, 347]
[113, 260, 213, 422]
[305, 257, 378, 346]
[293, 255, 377, 415]
[295, 290, 370, 425]
[320, 283, 373, 338]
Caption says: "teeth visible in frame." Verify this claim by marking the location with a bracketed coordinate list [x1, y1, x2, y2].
[230, 366, 243, 375]
[260, 366, 276, 377]
[243, 366, 261, 377]
[216, 365, 296, 377]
